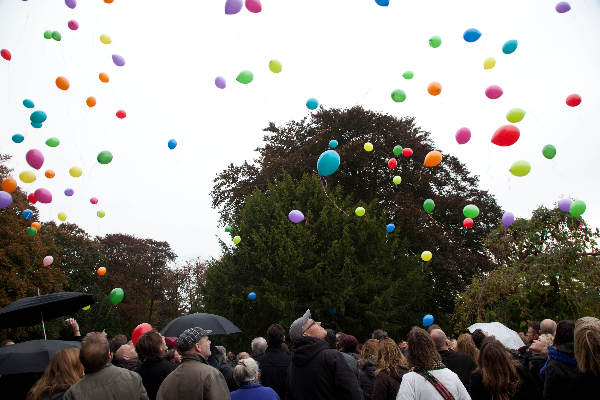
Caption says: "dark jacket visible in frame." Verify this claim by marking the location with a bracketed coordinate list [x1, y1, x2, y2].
[470, 365, 542, 400]
[231, 383, 280, 400]
[136, 359, 177, 400]
[439, 349, 477, 390]
[286, 337, 363, 400]
[220, 361, 239, 392]
[41, 391, 66, 400]
[540, 344, 579, 400]
[573, 371, 598, 397]
[255, 345, 290, 399]
[372, 367, 408, 400]
[525, 353, 547, 392]
[359, 356, 376, 400]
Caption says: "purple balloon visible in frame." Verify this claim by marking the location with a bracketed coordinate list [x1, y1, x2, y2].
[225, 0, 243, 14]
[64, 188, 74, 196]
[26, 149, 44, 170]
[288, 210, 305, 224]
[455, 127, 471, 144]
[215, 76, 226, 89]
[502, 211, 515, 227]
[555, 2, 570, 13]
[65, 0, 76, 9]
[0, 191, 13, 209]
[558, 198, 572, 212]
[112, 54, 125, 67]
[34, 188, 52, 204]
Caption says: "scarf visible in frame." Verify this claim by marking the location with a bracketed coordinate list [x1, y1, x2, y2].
[413, 362, 455, 400]
[539, 345, 577, 379]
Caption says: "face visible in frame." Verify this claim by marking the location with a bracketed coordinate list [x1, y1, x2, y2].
[530, 339, 548, 355]
[196, 336, 211, 359]
[160, 336, 168, 354]
[526, 327, 538, 343]
[302, 318, 327, 339]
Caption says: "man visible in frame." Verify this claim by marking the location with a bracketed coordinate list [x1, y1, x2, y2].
[64, 332, 148, 400]
[113, 343, 139, 370]
[255, 323, 291, 400]
[251, 336, 267, 357]
[430, 329, 477, 389]
[526, 320, 541, 344]
[157, 327, 230, 400]
[371, 329, 388, 340]
[286, 309, 362, 400]
[215, 345, 238, 392]
[540, 318, 557, 336]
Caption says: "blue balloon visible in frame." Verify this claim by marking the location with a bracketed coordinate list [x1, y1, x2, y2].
[375, 0, 389, 5]
[317, 150, 340, 177]
[31, 122, 42, 129]
[248, 292, 256, 300]
[330, 308, 337, 315]
[30, 110, 47, 123]
[23, 99, 34, 108]
[423, 314, 434, 327]
[12, 134, 24, 143]
[306, 98, 319, 110]
[386, 223, 395, 233]
[168, 139, 177, 149]
[329, 140, 338, 149]
[463, 28, 481, 43]
[22, 209, 33, 219]
[502, 40, 518, 54]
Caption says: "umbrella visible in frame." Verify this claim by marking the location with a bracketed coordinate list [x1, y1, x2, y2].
[468, 322, 525, 350]
[0, 340, 81, 375]
[161, 313, 241, 337]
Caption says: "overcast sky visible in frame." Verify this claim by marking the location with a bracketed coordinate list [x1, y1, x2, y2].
[1, 0, 599, 262]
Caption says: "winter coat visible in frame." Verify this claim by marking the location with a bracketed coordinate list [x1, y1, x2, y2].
[41, 391, 66, 400]
[64, 364, 148, 400]
[372, 367, 409, 400]
[438, 350, 477, 390]
[341, 352, 362, 384]
[540, 344, 579, 400]
[525, 353, 547, 393]
[286, 337, 363, 400]
[469, 364, 542, 400]
[231, 383, 280, 400]
[573, 371, 599, 397]
[359, 356, 377, 400]
[136, 359, 177, 400]
[255, 345, 290, 399]
[220, 361, 239, 392]
[156, 353, 231, 400]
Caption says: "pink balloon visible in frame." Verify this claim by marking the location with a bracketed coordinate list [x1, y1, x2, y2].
[225, 0, 243, 14]
[43, 255, 54, 267]
[485, 85, 503, 99]
[455, 127, 471, 144]
[245, 0, 262, 13]
[90, 197, 98, 204]
[68, 20, 79, 30]
[26, 149, 44, 170]
[34, 188, 52, 204]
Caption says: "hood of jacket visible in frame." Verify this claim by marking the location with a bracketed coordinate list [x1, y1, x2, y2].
[291, 336, 330, 367]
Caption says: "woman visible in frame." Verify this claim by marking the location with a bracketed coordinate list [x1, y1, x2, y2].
[372, 338, 409, 400]
[573, 317, 600, 396]
[469, 337, 541, 400]
[135, 330, 176, 400]
[338, 334, 361, 385]
[396, 327, 470, 400]
[541, 320, 577, 400]
[359, 339, 379, 400]
[231, 357, 279, 400]
[26, 348, 83, 400]
[456, 333, 479, 366]
[527, 333, 553, 391]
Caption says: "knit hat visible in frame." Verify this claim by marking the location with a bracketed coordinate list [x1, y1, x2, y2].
[289, 309, 311, 342]
[177, 327, 212, 352]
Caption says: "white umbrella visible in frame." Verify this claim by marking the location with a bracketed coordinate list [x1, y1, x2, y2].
[468, 322, 525, 350]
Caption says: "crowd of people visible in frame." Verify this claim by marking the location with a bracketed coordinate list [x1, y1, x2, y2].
[1, 312, 599, 399]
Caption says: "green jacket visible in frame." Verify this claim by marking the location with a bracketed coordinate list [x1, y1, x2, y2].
[64, 364, 148, 400]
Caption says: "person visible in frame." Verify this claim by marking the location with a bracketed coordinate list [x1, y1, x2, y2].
[286, 309, 362, 400]
[0, 338, 14, 346]
[525, 321, 540, 345]
[237, 352, 250, 362]
[156, 327, 230, 400]
[228, 351, 237, 367]
[64, 332, 148, 400]
[26, 348, 83, 400]
[60, 319, 82, 342]
[539, 319, 557, 336]
[396, 327, 470, 400]
[455, 333, 479, 366]
[472, 329, 487, 350]
[372, 338, 409, 400]
[135, 330, 177, 400]
[540, 320, 577, 400]
[166, 349, 181, 365]
[216, 345, 238, 392]
[110, 334, 128, 354]
[573, 317, 600, 396]
[338, 334, 361, 385]
[113, 343, 139, 370]
[254, 323, 290, 400]
[359, 339, 378, 400]
[525, 333, 553, 391]
[426, 324, 441, 334]
[430, 329, 477, 389]
[251, 337, 267, 358]
[325, 328, 338, 349]
[231, 358, 279, 400]
[448, 337, 457, 352]
[372, 329, 389, 340]
[469, 337, 542, 400]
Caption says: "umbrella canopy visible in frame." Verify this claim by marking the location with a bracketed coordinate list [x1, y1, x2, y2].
[0, 292, 94, 329]
[0, 340, 81, 375]
[161, 313, 241, 337]
[468, 322, 525, 350]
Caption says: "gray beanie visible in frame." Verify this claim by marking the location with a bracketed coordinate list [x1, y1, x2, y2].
[289, 309, 311, 342]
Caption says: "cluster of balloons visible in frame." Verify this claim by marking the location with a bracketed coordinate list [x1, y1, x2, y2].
[225, 0, 262, 14]
[43, 30, 62, 41]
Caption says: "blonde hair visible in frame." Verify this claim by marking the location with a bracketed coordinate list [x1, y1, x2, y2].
[538, 333, 554, 347]
[360, 339, 379, 360]
[574, 317, 600, 375]
[375, 338, 407, 376]
[456, 333, 479, 366]
[233, 357, 260, 384]
[26, 348, 83, 400]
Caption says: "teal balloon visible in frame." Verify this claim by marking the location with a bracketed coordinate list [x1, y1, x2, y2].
[393, 145, 402, 156]
[569, 200, 586, 217]
[329, 140, 338, 149]
[12, 134, 24, 143]
[23, 99, 34, 108]
[109, 288, 125, 305]
[97, 150, 113, 164]
[30, 111, 47, 124]
[31, 122, 42, 129]
[391, 89, 406, 103]
[402, 71, 414, 80]
[306, 98, 319, 110]
[317, 150, 340, 177]
[542, 145, 556, 159]
[236, 70, 254, 84]
[502, 40, 518, 54]
[463, 204, 480, 219]
[423, 199, 435, 213]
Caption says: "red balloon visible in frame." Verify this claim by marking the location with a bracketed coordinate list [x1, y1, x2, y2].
[116, 110, 126, 119]
[28, 193, 37, 204]
[491, 125, 520, 146]
[402, 148, 413, 157]
[566, 94, 581, 107]
[1, 49, 11, 61]
[463, 218, 474, 229]
[131, 323, 153, 346]
[388, 158, 397, 170]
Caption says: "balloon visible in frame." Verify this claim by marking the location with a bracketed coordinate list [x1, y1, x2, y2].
[491, 125, 520, 146]
[355, 207, 366, 217]
[1, 49, 11, 61]
[429, 36, 442, 48]
[27, 227, 38, 237]
[485, 85, 503, 99]
[423, 199, 435, 213]
[269, 59, 282, 73]
[109, 288, 124, 305]
[168, 139, 177, 149]
[116, 110, 126, 119]
[1, 178, 17, 193]
[558, 198, 572, 212]
[424, 150, 442, 167]
[463, 204, 480, 219]
[502, 211, 515, 227]
[68, 20, 79, 30]
[483, 57, 496, 69]
[463, 218, 474, 229]
[99, 72, 109, 83]
[45, 137, 60, 147]
[0, 191, 12, 209]
[542, 145, 556, 159]
[566, 94, 581, 107]
[427, 82, 442, 96]
[388, 158, 397, 170]
[86, 97, 96, 107]
[317, 150, 340, 176]
[43, 256, 54, 267]
[82, 305, 90, 311]
[31, 222, 41, 231]
[97, 210, 105, 218]
[364, 142, 373, 152]
[393, 176, 402, 185]
[22, 209, 33, 219]
[402, 71, 414, 80]
[65, 0, 76, 9]
[225, 225, 232, 232]
[30, 111, 47, 124]
[402, 148, 413, 157]
[215, 76, 226, 89]
[19, 171, 36, 183]
[245, 0, 262, 13]
[97, 150, 113, 164]
[236, 70, 253, 84]
[97, 267, 106, 276]
[69, 167, 82, 178]
[375, 0, 389, 5]
[55, 76, 70, 91]
[506, 108, 525, 123]
[463, 28, 481, 43]
[569, 200, 586, 217]
[422, 314, 434, 327]
[288, 210, 305, 223]
[44, 30, 53, 39]
[329, 140, 338, 149]
[225, 0, 243, 14]
[393, 145, 402, 156]
[64, 188, 74, 196]
[455, 127, 471, 144]
[28, 193, 37, 204]
[52, 31, 62, 41]
[391, 89, 406, 102]
[233, 235, 241, 245]
[45, 170, 55, 179]
[100, 34, 112, 44]
[386, 223, 395, 233]
[12, 134, 24, 143]
[57, 212, 67, 222]
[421, 251, 432, 262]
[112, 54, 125, 67]
[90, 197, 98, 204]
[132, 323, 153, 346]
[509, 160, 531, 177]
[31, 122, 42, 129]
[248, 292, 257, 300]
[23, 99, 34, 108]
[502, 40, 518, 54]
[555, 2, 571, 13]
[306, 98, 319, 110]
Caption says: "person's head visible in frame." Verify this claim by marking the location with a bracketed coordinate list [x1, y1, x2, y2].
[215, 345, 227, 358]
[0, 339, 14, 346]
[114, 343, 137, 365]
[574, 317, 600, 375]
[237, 351, 250, 361]
[289, 309, 326, 341]
[135, 330, 167, 362]
[426, 324, 441, 333]
[540, 319, 557, 336]
[553, 320, 575, 346]
[430, 329, 449, 352]
[339, 335, 359, 353]
[166, 348, 182, 364]
[472, 329, 487, 349]
[406, 327, 441, 369]
[375, 337, 407, 376]
[371, 329, 388, 340]
[233, 357, 260, 385]
[360, 339, 379, 360]
[325, 329, 337, 349]
[526, 321, 540, 343]
[478, 337, 520, 398]
[176, 327, 212, 359]
[26, 348, 83, 400]
[530, 333, 554, 355]
[456, 333, 479, 365]
[109, 334, 128, 354]
[266, 323, 286, 347]
[79, 332, 110, 373]
[251, 337, 267, 357]
[227, 351, 235, 360]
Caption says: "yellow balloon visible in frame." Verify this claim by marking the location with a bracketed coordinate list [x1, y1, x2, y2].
[82, 305, 90, 311]
[364, 142, 374, 152]
[58, 212, 67, 222]
[100, 34, 112, 44]
[69, 166, 82, 177]
[269, 59, 282, 73]
[19, 171, 36, 183]
[421, 251, 432, 262]
[483, 57, 496, 70]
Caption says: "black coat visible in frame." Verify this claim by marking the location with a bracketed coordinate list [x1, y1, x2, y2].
[255, 345, 290, 399]
[542, 344, 579, 400]
[573, 371, 599, 397]
[136, 358, 176, 400]
[439, 350, 477, 390]
[525, 354, 547, 393]
[372, 367, 408, 400]
[286, 337, 362, 400]
[359, 357, 376, 400]
[470, 365, 542, 400]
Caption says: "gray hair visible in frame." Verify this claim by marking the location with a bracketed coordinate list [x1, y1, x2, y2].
[233, 357, 260, 384]
[215, 345, 227, 357]
[251, 337, 267, 357]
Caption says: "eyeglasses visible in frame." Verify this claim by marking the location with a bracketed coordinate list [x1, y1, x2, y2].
[302, 320, 318, 334]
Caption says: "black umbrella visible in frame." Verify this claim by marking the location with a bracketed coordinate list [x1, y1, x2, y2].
[161, 313, 242, 337]
[0, 340, 81, 375]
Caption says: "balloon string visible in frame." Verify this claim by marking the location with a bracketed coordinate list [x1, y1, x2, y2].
[321, 177, 349, 216]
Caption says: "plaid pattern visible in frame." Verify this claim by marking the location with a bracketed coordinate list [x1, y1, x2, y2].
[177, 327, 212, 352]
[413, 365, 455, 400]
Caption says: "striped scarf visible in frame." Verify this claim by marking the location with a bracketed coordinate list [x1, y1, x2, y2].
[413, 362, 455, 400]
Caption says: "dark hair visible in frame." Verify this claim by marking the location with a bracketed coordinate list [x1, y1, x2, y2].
[478, 337, 520, 400]
[371, 329, 388, 340]
[407, 327, 440, 369]
[325, 329, 337, 349]
[135, 330, 165, 362]
[339, 335, 359, 353]
[554, 320, 575, 346]
[109, 334, 128, 354]
[472, 329, 486, 349]
[266, 323, 285, 347]
[80, 332, 110, 373]
[528, 321, 540, 333]
[166, 349, 181, 364]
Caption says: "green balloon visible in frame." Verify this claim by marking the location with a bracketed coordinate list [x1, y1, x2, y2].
[97, 210, 106, 218]
[393, 176, 402, 185]
[27, 227, 37, 237]
[509, 160, 531, 177]
[402, 71, 414, 80]
[542, 145, 556, 159]
[391, 89, 406, 103]
[233, 235, 241, 245]
[52, 31, 61, 41]
[45, 137, 60, 147]
[393, 145, 403, 156]
[429, 36, 442, 48]
[506, 108, 526, 123]
[355, 207, 366, 217]
[569, 200, 586, 217]
[225, 225, 232, 232]
[109, 288, 124, 305]
[44, 30, 53, 39]
[463, 204, 480, 219]
[423, 199, 435, 213]
[236, 70, 254, 84]
[97, 150, 113, 164]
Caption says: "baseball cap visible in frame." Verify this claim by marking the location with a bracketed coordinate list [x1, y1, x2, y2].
[289, 309, 311, 342]
[177, 327, 212, 352]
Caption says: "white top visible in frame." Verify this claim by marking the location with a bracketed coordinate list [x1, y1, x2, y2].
[396, 368, 471, 400]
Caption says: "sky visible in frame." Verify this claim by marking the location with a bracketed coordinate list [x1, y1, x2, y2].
[1, 0, 599, 262]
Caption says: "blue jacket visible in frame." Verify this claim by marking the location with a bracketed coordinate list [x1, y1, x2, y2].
[231, 383, 280, 400]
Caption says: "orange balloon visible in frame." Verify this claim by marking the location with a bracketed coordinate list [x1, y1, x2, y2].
[424, 150, 442, 167]
[31, 222, 41, 231]
[104, 0, 114, 3]
[86, 96, 97, 107]
[45, 169, 55, 179]
[56, 76, 70, 90]
[1, 177, 17, 193]
[97, 267, 107, 276]
[427, 82, 442, 96]
[99, 72, 109, 83]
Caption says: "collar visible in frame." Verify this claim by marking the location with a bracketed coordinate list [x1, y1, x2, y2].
[182, 353, 208, 364]
[240, 383, 262, 389]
